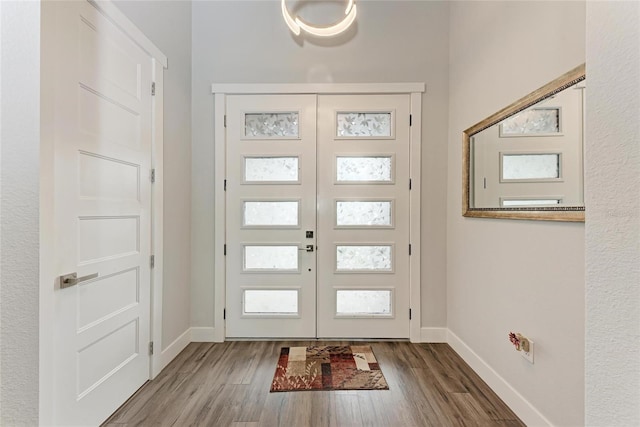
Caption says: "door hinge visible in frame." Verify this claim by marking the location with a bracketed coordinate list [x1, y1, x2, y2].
[409, 308, 412, 320]
[148, 341, 154, 355]
[224, 115, 227, 128]
[150, 255, 155, 268]
[223, 244, 227, 256]
[151, 82, 156, 96]
[409, 178, 412, 190]
[409, 244, 412, 256]
[224, 179, 227, 191]
[150, 169, 156, 183]
[409, 114, 412, 126]
[223, 308, 226, 320]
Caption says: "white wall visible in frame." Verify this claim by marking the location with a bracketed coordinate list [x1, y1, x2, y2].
[447, 2, 586, 425]
[0, 1, 40, 424]
[585, 2, 640, 425]
[114, 0, 193, 352]
[191, 0, 450, 335]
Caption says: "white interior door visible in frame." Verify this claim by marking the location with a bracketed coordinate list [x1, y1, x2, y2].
[225, 93, 411, 339]
[49, 2, 153, 424]
[225, 95, 318, 338]
[316, 94, 411, 338]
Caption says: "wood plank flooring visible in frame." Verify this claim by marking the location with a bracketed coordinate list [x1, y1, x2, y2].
[103, 341, 525, 427]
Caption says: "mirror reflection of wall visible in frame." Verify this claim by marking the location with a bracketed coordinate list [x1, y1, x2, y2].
[471, 80, 585, 209]
[463, 63, 585, 222]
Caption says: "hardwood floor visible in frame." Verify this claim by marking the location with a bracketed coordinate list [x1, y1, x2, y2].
[103, 341, 525, 427]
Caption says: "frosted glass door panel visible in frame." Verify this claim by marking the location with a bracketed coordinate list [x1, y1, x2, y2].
[336, 156, 392, 182]
[245, 112, 299, 138]
[336, 290, 392, 316]
[336, 201, 392, 227]
[337, 112, 392, 137]
[244, 245, 298, 271]
[501, 154, 560, 181]
[336, 245, 392, 272]
[500, 108, 560, 136]
[244, 157, 299, 182]
[243, 201, 299, 227]
[243, 290, 298, 314]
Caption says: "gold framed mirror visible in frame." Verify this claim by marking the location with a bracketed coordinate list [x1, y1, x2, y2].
[463, 64, 585, 222]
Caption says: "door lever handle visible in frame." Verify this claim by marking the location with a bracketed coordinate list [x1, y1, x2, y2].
[298, 245, 314, 252]
[59, 272, 99, 289]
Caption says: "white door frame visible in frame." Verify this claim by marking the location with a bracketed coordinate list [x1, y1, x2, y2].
[211, 83, 425, 343]
[39, 1, 167, 423]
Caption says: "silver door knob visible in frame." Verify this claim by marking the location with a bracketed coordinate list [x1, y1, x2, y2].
[59, 272, 99, 289]
[298, 245, 314, 252]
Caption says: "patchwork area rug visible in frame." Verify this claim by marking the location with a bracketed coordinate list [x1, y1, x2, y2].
[270, 345, 389, 392]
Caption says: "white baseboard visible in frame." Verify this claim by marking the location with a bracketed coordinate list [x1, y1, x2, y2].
[190, 326, 223, 342]
[446, 329, 552, 427]
[420, 327, 448, 342]
[152, 327, 219, 378]
[155, 328, 191, 376]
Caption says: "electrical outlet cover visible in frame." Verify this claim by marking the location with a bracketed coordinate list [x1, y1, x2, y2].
[521, 339, 534, 364]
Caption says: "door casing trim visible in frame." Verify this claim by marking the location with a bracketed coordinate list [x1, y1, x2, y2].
[212, 83, 425, 95]
[213, 84, 425, 343]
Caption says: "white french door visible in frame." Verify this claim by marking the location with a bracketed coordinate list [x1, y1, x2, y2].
[316, 94, 411, 338]
[225, 93, 412, 339]
[225, 95, 318, 338]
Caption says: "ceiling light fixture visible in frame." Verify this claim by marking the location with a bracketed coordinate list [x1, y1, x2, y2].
[281, 0, 357, 38]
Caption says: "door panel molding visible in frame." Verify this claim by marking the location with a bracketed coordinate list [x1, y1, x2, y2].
[213, 84, 424, 343]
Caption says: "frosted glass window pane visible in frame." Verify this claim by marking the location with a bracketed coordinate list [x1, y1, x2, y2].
[336, 157, 392, 182]
[336, 246, 392, 271]
[502, 199, 561, 207]
[245, 112, 299, 137]
[244, 246, 298, 270]
[244, 157, 298, 182]
[244, 290, 298, 314]
[501, 108, 560, 135]
[502, 154, 559, 180]
[337, 112, 391, 137]
[336, 201, 392, 226]
[336, 290, 392, 315]
[243, 201, 299, 226]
